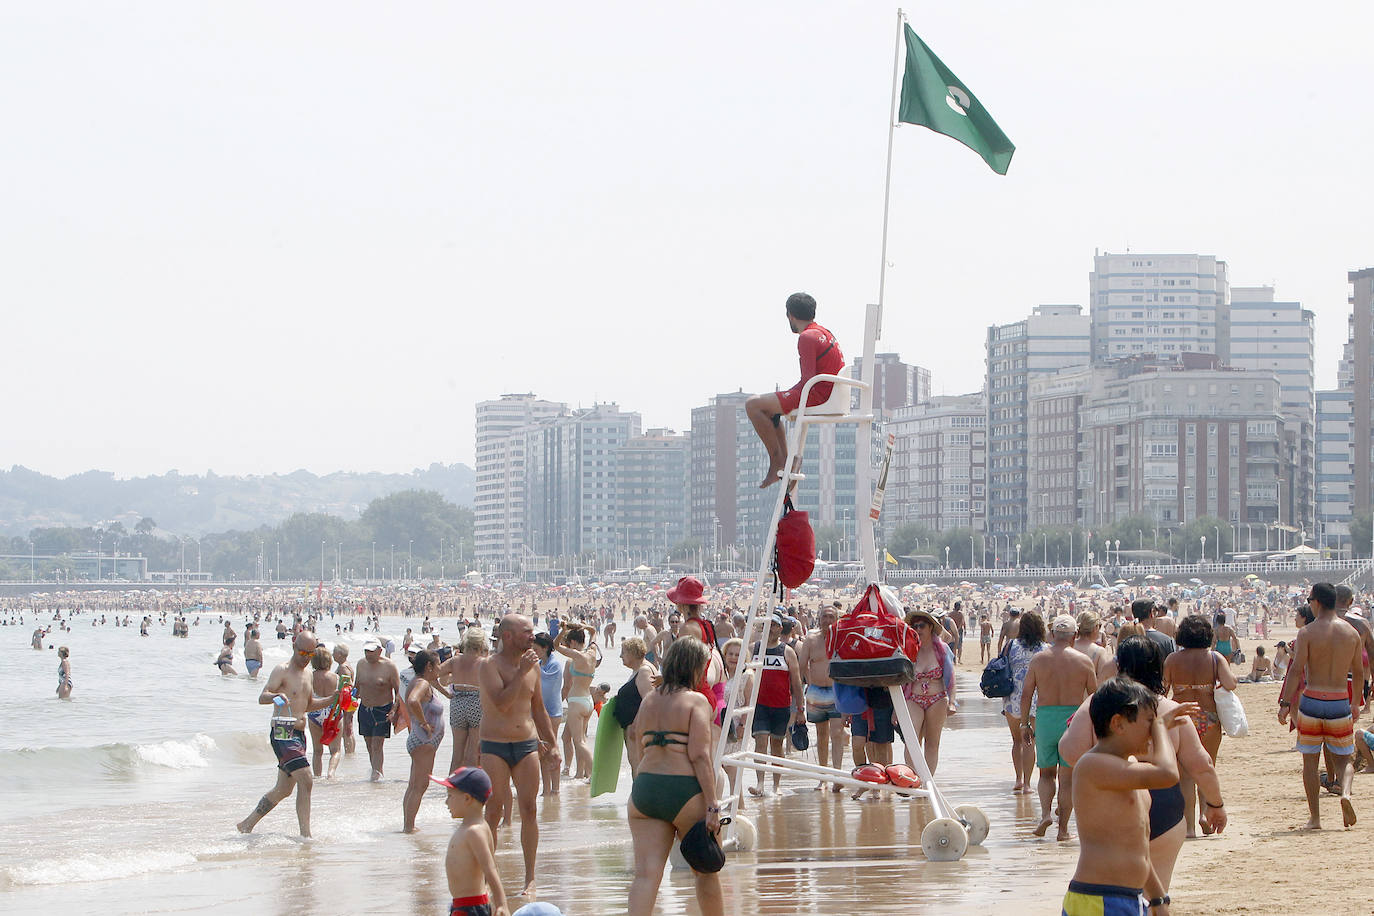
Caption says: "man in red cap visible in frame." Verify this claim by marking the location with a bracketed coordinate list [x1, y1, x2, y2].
[745, 292, 845, 488]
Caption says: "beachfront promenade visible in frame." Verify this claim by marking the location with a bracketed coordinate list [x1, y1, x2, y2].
[2, 557, 1368, 596]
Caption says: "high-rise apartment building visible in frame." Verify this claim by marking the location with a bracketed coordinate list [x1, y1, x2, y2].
[1229, 287, 1316, 534]
[1316, 389, 1354, 555]
[473, 393, 566, 568]
[523, 404, 641, 562]
[614, 429, 689, 563]
[689, 391, 750, 548]
[1076, 355, 1285, 541]
[986, 305, 1091, 536]
[1089, 252, 1229, 363]
[849, 353, 931, 418]
[1347, 268, 1374, 517]
[887, 393, 986, 533]
[1027, 365, 1091, 528]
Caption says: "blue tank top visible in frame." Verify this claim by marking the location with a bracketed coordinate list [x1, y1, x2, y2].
[539, 656, 565, 718]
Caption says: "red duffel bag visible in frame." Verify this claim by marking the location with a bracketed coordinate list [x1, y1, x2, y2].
[774, 495, 815, 589]
[826, 583, 920, 686]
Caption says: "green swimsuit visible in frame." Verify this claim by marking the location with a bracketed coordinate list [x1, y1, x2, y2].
[630, 731, 702, 823]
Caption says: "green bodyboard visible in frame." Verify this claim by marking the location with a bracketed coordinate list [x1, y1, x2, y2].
[590, 696, 625, 797]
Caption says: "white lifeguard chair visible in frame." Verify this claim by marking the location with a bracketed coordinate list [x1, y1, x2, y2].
[710, 303, 990, 862]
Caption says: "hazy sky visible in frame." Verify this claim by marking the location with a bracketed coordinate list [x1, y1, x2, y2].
[5, 2, 1371, 478]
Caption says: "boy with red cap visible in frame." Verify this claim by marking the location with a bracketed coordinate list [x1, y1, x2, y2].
[432, 767, 509, 916]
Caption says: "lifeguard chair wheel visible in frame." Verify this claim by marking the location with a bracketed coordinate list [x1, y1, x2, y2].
[955, 804, 990, 846]
[727, 813, 757, 852]
[920, 817, 968, 861]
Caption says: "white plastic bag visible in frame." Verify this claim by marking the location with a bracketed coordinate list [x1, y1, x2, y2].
[1215, 686, 1248, 738]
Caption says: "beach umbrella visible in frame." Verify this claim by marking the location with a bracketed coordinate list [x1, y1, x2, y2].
[1245, 574, 1260, 580]
[1168, 582, 1181, 588]
[1144, 574, 1162, 580]
[1188, 578, 1203, 585]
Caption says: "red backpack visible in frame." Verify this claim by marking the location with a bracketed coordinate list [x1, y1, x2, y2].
[773, 495, 815, 589]
[826, 583, 920, 686]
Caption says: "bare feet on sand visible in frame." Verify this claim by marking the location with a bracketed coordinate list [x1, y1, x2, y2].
[1341, 796, 1357, 827]
[1032, 816, 1053, 837]
[1301, 817, 1322, 830]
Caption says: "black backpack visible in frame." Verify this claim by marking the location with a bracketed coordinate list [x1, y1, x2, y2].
[980, 646, 1014, 698]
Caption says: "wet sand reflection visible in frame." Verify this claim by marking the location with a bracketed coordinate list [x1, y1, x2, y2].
[516, 673, 1083, 914]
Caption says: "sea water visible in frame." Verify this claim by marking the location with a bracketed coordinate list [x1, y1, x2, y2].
[2, 611, 1081, 914]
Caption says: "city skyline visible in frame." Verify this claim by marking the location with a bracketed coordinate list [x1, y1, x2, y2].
[4, 3, 1372, 478]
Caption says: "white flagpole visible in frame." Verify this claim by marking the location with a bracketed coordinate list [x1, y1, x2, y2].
[856, 8, 906, 582]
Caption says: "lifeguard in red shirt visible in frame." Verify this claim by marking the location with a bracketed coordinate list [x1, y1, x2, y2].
[745, 292, 845, 488]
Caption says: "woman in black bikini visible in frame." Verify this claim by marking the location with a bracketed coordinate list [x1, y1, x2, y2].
[628, 638, 722, 916]
[1060, 636, 1228, 894]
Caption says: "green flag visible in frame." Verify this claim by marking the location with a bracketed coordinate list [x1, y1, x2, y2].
[897, 25, 1014, 175]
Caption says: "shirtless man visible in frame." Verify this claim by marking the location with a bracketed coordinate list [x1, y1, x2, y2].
[796, 605, 845, 788]
[652, 613, 681, 662]
[1073, 612, 1113, 681]
[948, 601, 967, 664]
[355, 637, 402, 781]
[979, 615, 994, 664]
[1279, 582, 1365, 829]
[236, 632, 337, 837]
[633, 616, 658, 665]
[996, 608, 1021, 656]
[1336, 585, 1374, 711]
[479, 614, 562, 899]
[244, 627, 264, 679]
[1020, 615, 1097, 840]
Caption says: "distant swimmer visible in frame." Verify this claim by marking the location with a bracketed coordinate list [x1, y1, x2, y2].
[32, 627, 44, 650]
[236, 633, 338, 838]
[744, 292, 844, 488]
[56, 646, 72, 699]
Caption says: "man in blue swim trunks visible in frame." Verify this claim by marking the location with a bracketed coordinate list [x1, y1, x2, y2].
[355, 637, 402, 781]
[797, 604, 845, 788]
[236, 633, 338, 837]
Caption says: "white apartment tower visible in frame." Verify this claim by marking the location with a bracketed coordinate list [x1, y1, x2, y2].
[473, 393, 566, 569]
[1089, 252, 1229, 364]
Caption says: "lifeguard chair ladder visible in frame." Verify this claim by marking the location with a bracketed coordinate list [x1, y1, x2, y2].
[709, 305, 989, 862]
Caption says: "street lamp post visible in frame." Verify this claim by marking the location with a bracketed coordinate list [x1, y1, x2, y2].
[1200, 535, 1206, 565]
[1213, 526, 1221, 562]
[321, 541, 326, 583]
[1016, 543, 1021, 568]
[408, 540, 414, 580]
[945, 545, 950, 569]
[969, 535, 974, 569]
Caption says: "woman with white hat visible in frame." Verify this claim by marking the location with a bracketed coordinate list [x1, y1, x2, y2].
[901, 609, 958, 776]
